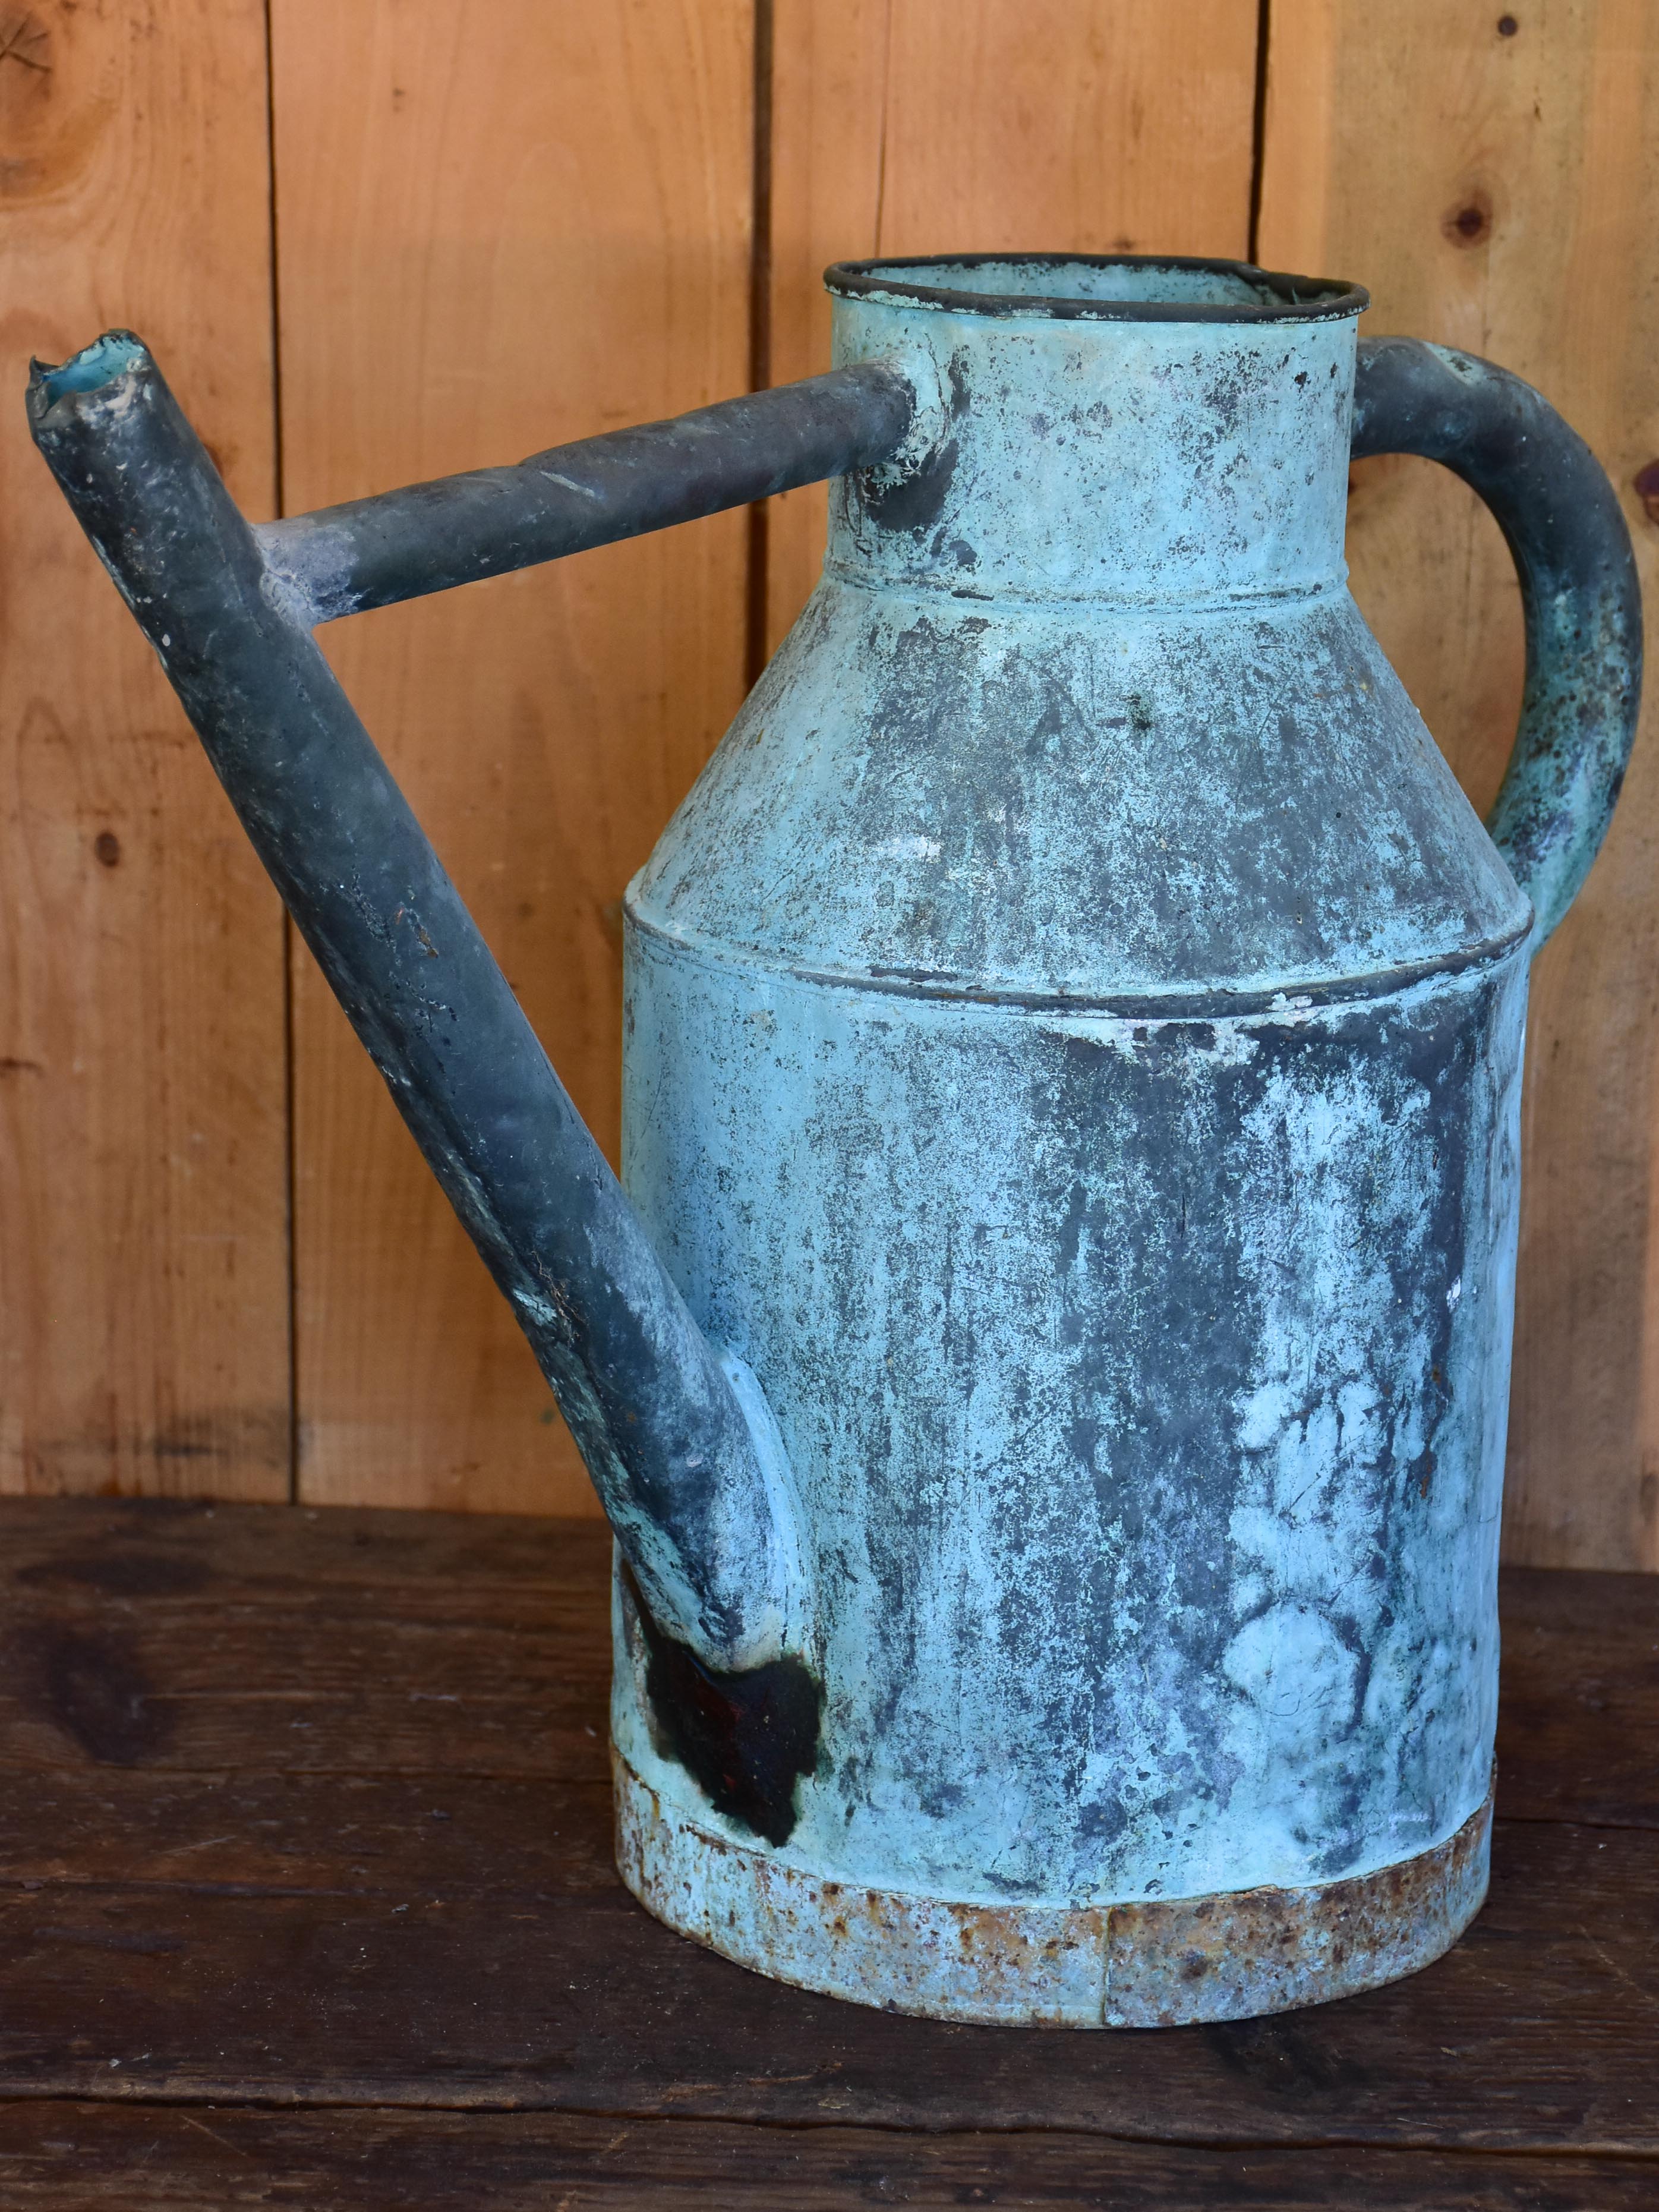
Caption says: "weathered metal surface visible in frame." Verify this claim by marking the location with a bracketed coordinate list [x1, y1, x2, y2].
[1102, 1778, 1492, 2028]
[27, 254, 1641, 2027]
[619, 949, 1525, 1884]
[1352, 336, 1642, 945]
[614, 257, 1633, 2015]
[253, 358, 919, 626]
[24, 336, 908, 1678]
[615, 1749, 1493, 2027]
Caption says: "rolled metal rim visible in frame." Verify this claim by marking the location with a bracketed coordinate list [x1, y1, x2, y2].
[824, 251, 1370, 324]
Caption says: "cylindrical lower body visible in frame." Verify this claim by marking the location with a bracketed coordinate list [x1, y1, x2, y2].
[616, 917, 1527, 2023]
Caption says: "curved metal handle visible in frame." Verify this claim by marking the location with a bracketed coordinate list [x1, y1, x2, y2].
[1351, 336, 1642, 950]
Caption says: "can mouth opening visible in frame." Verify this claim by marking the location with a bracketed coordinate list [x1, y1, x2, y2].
[825, 254, 1368, 325]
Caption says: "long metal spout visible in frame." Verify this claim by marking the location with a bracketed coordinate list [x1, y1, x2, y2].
[27, 336, 911, 1670]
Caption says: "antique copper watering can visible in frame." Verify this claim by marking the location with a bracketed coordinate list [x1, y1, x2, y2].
[30, 256, 1641, 2027]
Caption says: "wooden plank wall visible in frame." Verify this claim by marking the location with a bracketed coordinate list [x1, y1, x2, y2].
[271, 1, 753, 1511]
[0, 1, 1654, 1568]
[0, 0, 291, 1502]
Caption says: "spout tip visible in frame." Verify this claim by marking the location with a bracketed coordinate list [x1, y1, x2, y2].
[28, 330, 150, 417]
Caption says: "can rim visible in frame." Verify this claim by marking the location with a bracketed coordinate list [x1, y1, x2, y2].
[824, 253, 1369, 325]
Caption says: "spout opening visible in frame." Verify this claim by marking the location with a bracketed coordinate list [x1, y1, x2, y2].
[30, 330, 149, 409]
[825, 253, 1367, 324]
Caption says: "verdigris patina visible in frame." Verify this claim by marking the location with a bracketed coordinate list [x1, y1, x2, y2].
[29, 253, 1639, 2025]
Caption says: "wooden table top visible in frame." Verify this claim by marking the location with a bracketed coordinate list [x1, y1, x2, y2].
[0, 1497, 1652, 2208]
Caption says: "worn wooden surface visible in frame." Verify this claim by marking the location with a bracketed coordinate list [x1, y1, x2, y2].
[1, 2106, 1655, 2212]
[0, 1497, 1652, 2207]
[270, 0, 753, 1514]
[1259, 0, 1659, 1571]
[0, 0, 291, 1500]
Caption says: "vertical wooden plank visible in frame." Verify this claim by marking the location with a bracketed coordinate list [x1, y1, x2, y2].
[272, 1, 753, 1512]
[765, 0, 1263, 647]
[1259, 0, 1659, 1568]
[0, 0, 289, 1496]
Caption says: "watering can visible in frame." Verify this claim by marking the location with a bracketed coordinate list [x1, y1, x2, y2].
[30, 255, 1641, 2027]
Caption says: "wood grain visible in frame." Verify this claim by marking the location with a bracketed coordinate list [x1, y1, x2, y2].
[1496, 1580, 1659, 1832]
[764, 0, 1261, 648]
[2, 2104, 1653, 2212]
[1258, 0, 1659, 1570]
[0, 1496, 1652, 2185]
[0, 0, 290, 1499]
[269, 0, 753, 1514]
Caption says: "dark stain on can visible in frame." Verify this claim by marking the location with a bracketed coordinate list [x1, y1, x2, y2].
[623, 1561, 822, 1847]
[862, 436, 959, 537]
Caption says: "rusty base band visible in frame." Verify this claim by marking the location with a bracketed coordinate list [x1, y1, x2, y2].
[615, 1752, 1493, 2028]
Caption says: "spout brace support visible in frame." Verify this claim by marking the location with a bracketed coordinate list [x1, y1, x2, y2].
[253, 360, 916, 623]
[27, 336, 914, 1669]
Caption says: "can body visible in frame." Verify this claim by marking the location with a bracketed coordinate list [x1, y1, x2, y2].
[613, 266, 1532, 2024]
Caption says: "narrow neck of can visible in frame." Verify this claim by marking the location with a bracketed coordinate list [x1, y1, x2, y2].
[827, 295, 1360, 609]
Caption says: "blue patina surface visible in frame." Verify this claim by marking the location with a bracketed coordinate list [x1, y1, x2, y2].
[613, 260, 1533, 1970]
